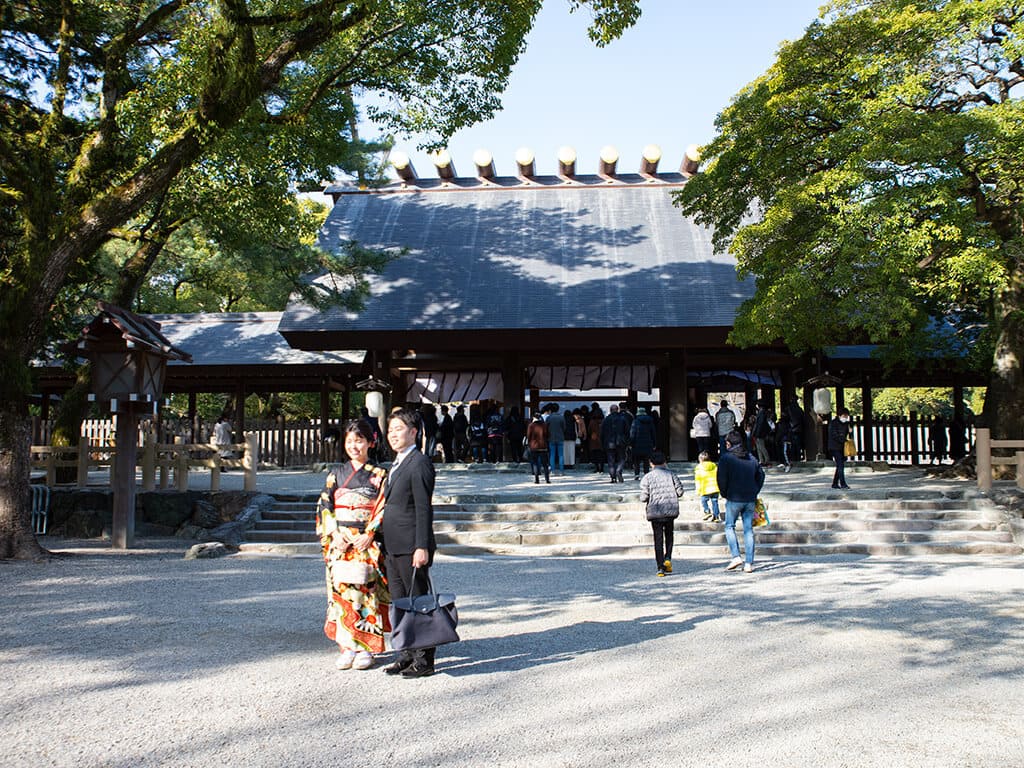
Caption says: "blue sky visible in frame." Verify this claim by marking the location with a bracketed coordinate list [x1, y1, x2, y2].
[374, 0, 826, 179]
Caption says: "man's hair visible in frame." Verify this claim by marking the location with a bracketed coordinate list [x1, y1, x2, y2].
[838, 408, 850, 417]
[388, 407, 421, 432]
[650, 450, 666, 465]
[725, 429, 745, 450]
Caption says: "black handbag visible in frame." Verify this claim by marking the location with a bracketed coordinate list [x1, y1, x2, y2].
[389, 570, 460, 651]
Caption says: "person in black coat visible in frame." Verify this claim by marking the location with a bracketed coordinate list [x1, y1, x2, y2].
[438, 404, 455, 463]
[629, 407, 658, 479]
[601, 404, 629, 483]
[827, 408, 852, 490]
[381, 407, 438, 678]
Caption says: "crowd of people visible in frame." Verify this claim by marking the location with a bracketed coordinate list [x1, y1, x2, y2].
[316, 396, 966, 674]
[403, 400, 672, 484]
[692, 396, 808, 472]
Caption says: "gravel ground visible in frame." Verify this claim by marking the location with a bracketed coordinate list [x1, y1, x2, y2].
[2, 545, 1023, 767]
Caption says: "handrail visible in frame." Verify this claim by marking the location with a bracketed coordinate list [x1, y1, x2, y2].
[30, 432, 259, 491]
[974, 428, 1024, 492]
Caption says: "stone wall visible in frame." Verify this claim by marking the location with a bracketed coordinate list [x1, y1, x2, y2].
[47, 489, 275, 547]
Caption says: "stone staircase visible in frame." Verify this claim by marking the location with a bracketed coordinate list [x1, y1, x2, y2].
[238, 487, 1022, 558]
[239, 495, 320, 556]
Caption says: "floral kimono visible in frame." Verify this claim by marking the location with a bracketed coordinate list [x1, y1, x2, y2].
[316, 462, 390, 653]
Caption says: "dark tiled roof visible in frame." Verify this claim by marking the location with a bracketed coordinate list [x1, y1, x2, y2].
[78, 301, 192, 362]
[281, 177, 753, 337]
[144, 312, 363, 367]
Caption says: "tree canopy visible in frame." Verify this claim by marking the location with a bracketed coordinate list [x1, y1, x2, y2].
[676, 0, 1024, 436]
[0, 0, 642, 558]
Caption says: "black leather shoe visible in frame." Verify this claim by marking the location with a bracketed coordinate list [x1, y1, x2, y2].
[384, 659, 413, 675]
[401, 663, 435, 678]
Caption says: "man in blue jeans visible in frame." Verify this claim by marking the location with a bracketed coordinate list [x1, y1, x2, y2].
[716, 429, 765, 573]
[544, 404, 566, 475]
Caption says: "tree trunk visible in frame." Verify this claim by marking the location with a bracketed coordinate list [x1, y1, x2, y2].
[0, 400, 47, 560]
[983, 271, 1024, 439]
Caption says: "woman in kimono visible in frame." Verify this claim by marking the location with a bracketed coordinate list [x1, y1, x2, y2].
[316, 420, 390, 670]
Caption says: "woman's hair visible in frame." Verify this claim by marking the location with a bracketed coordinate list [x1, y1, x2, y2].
[698, 451, 710, 462]
[344, 419, 375, 443]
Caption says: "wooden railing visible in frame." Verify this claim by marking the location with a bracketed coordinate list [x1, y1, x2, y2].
[35, 417, 336, 468]
[974, 428, 1024, 492]
[847, 414, 974, 465]
[30, 433, 258, 491]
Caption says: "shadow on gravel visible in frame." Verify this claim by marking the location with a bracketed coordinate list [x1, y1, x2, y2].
[439, 613, 709, 676]
[2, 550, 1022, 697]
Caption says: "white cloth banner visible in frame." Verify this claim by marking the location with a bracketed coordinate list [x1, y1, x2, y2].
[404, 371, 504, 404]
[526, 365, 656, 393]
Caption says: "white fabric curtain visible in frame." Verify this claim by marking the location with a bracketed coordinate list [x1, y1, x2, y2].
[403, 371, 504, 403]
[526, 365, 656, 393]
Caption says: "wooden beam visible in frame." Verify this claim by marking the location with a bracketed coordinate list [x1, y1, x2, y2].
[473, 149, 496, 179]
[681, 144, 701, 176]
[640, 144, 661, 175]
[432, 149, 456, 180]
[667, 350, 689, 461]
[598, 145, 618, 177]
[515, 147, 535, 178]
[390, 150, 417, 181]
[557, 146, 576, 178]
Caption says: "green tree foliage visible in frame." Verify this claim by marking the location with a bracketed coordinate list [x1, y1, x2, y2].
[0, 0, 642, 558]
[857, 387, 980, 418]
[676, 0, 1024, 438]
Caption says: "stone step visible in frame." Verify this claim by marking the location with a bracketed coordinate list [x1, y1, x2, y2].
[435, 515, 1007, 533]
[238, 490, 1022, 557]
[435, 527, 1015, 548]
[238, 538, 1023, 558]
[255, 519, 317, 532]
[247, 530, 318, 543]
[432, 507, 998, 524]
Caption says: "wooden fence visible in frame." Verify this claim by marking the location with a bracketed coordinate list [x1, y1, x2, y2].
[974, 428, 1024, 491]
[249, 419, 343, 467]
[31, 433, 258, 491]
[34, 417, 340, 468]
[34, 413, 971, 469]
[846, 414, 974, 465]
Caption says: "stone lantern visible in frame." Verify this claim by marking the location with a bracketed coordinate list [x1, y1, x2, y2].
[75, 302, 191, 548]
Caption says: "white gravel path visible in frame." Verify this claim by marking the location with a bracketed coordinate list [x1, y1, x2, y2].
[2, 546, 1023, 767]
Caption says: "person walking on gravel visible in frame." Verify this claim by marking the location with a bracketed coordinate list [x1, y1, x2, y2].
[716, 429, 765, 573]
[640, 451, 684, 577]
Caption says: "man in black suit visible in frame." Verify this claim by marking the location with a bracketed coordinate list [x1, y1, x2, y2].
[381, 407, 438, 678]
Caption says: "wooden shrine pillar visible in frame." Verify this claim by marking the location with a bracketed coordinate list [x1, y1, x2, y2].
[76, 303, 190, 549]
[320, 377, 331, 462]
[501, 353, 522, 458]
[861, 377, 875, 461]
[188, 392, 198, 443]
[667, 350, 689, 461]
[233, 382, 246, 441]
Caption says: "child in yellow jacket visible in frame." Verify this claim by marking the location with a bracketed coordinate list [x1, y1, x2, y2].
[694, 451, 722, 522]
